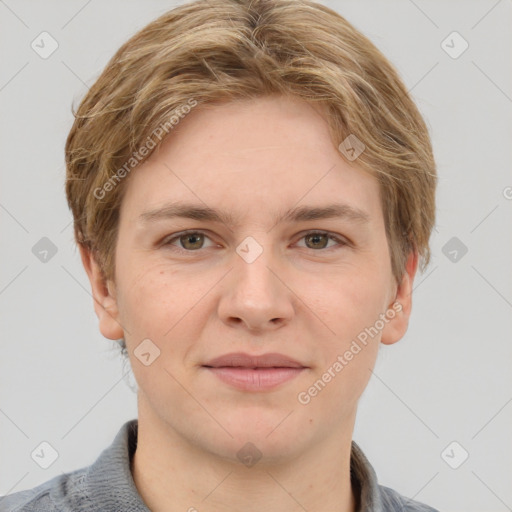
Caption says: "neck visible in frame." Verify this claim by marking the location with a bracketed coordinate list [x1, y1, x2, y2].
[131, 399, 357, 512]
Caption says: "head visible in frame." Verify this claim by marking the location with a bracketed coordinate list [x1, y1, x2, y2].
[66, 0, 436, 462]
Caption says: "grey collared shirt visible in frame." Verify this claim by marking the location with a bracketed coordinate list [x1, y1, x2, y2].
[1, 419, 440, 512]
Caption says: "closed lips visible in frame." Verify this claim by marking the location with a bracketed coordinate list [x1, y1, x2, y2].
[203, 352, 307, 368]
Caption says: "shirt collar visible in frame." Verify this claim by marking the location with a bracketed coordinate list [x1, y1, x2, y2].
[350, 439, 384, 511]
[81, 419, 149, 511]
[78, 419, 383, 512]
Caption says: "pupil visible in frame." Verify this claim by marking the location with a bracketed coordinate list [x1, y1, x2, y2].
[184, 233, 202, 249]
[308, 233, 326, 249]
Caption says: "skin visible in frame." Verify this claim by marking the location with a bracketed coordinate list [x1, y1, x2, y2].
[80, 94, 418, 512]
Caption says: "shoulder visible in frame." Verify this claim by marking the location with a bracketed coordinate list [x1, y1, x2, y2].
[0, 468, 88, 512]
[378, 484, 440, 512]
[1, 419, 140, 512]
[350, 440, 440, 512]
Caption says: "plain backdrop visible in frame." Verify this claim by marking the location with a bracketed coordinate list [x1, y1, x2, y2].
[1, 1, 511, 511]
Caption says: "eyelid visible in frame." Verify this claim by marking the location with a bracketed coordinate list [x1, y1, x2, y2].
[160, 229, 217, 250]
[294, 230, 349, 249]
[160, 229, 350, 253]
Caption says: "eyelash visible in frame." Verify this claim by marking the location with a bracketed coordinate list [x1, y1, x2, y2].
[161, 230, 349, 254]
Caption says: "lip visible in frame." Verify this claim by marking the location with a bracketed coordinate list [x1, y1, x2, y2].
[203, 352, 306, 369]
[202, 352, 308, 391]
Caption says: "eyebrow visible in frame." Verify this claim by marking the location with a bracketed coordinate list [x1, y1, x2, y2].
[138, 201, 370, 227]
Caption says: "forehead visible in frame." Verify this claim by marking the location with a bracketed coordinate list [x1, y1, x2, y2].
[119, 95, 382, 228]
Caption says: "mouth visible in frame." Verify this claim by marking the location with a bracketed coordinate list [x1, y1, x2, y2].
[202, 352, 308, 391]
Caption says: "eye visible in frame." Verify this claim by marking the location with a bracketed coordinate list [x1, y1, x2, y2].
[162, 230, 215, 252]
[295, 231, 347, 251]
[161, 230, 348, 254]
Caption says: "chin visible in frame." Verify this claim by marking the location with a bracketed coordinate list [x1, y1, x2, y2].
[204, 430, 307, 468]
[219, 408, 307, 448]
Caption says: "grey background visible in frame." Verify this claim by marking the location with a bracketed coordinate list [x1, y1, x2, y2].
[1, 1, 511, 511]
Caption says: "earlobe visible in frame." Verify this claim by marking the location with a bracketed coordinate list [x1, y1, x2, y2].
[380, 250, 419, 346]
[78, 244, 125, 341]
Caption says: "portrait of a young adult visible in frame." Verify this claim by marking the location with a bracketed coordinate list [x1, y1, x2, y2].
[1, 1, 510, 511]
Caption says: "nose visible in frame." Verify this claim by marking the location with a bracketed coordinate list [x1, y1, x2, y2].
[217, 240, 295, 333]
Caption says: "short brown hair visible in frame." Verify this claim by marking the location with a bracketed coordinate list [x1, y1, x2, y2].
[65, 0, 436, 285]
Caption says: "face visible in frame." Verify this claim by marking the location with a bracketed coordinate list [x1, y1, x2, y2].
[82, 95, 417, 463]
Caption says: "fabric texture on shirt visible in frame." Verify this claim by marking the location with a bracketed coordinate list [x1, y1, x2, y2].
[0, 418, 440, 512]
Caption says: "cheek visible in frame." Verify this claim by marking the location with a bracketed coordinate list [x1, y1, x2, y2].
[117, 262, 200, 333]
[312, 266, 390, 338]
[118, 267, 205, 406]
[306, 266, 389, 395]
[298, 274, 385, 414]
[117, 263, 222, 386]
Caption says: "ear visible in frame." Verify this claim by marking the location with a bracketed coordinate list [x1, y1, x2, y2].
[78, 244, 125, 341]
[380, 250, 419, 346]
